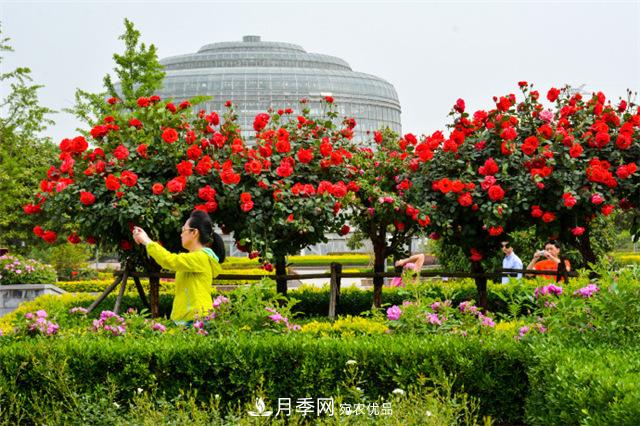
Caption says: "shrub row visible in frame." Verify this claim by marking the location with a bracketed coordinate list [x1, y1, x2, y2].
[2, 332, 639, 424]
[0, 333, 529, 424]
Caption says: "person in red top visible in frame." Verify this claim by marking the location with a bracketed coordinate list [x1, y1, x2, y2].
[526, 240, 571, 282]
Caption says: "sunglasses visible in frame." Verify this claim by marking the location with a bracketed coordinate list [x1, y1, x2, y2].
[501, 243, 511, 248]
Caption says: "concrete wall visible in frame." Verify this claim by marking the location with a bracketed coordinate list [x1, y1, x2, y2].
[0, 284, 66, 317]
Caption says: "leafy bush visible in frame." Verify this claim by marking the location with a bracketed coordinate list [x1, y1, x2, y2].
[0, 333, 528, 424]
[0, 254, 57, 285]
[526, 343, 640, 425]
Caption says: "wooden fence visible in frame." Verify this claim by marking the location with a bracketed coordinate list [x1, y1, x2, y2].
[87, 264, 578, 319]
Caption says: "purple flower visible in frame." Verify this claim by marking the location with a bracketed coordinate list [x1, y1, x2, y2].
[386, 305, 402, 321]
[519, 326, 530, 337]
[534, 284, 563, 299]
[213, 295, 229, 308]
[426, 313, 442, 325]
[459, 301, 479, 315]
[268, 313, 285, 323]
[151, 323, 167, 333]
[390, 276, 404, 287]
[36, 310, 47, 318]
[573, 284, 600, 298]
[25, 312, 34, 320]
[479, 314, 495, 327]
[69, 307, 88, 315]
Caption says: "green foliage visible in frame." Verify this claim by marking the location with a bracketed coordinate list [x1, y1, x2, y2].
[525, 344, 640, 425]
[32, 243, 96, 280]
[0, 26, 57, 252]
[0, 333, 525, 423]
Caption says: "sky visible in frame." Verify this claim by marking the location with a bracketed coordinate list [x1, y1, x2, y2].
[1, 0, 639, 144]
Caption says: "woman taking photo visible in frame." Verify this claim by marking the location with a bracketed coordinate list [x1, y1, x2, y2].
[132, 210, 225, 325]
[527, 239, 571, 283]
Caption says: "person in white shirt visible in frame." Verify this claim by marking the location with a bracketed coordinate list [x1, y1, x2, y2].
[501, 241, 523, 284]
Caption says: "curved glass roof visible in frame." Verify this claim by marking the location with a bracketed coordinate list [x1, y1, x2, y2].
[156, 35, 402, 141]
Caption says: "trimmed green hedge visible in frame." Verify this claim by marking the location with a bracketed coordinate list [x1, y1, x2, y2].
[0, 333, 529, 424]
[526, 343, 640, 425]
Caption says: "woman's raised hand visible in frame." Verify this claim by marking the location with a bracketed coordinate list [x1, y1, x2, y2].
[132, 226, 152, 246]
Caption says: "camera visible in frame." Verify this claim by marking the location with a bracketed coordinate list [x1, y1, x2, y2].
[535, 250, 547, 257]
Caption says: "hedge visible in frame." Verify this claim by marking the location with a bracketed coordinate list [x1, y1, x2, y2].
[525, 343, 640, 425]
[0, 333, 529, 424]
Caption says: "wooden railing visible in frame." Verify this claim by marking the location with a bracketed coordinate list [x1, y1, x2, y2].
[88, 264, 578, 319]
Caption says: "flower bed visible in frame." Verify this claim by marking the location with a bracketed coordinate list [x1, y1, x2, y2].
[0, 254, 56, 285]
[1, 272, 639, 424]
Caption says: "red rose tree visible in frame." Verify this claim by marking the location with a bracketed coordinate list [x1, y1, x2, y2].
[410, 85, 639, 308]
[207, 98, 355, 295]
[346, 128, 430, 307]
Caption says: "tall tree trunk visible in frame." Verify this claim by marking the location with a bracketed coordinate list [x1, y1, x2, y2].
[143, 256, 161, 318]
[275, 255, 287, 296]
[471, 261, 488, 310]
[373, 244, 386, 308]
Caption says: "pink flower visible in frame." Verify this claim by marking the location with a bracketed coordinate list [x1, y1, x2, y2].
[386, 305, 402, 321]
[479, 314, 495, 327]
[36, 310, 47, 318]
[151, 322, 167, 333]
[268, 313, 285, 323]
[573, 284, 600, 298]
[213, 295, 229, 308]
[390, 277, 404, 287]
[539, 109, 554, 123]
[571, 227, 585, 236]
[427, 313, 442, 325]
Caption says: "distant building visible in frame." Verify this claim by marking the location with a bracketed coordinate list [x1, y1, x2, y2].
[157, 35, 401, 142]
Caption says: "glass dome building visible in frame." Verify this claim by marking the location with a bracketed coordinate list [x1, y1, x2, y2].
[156, 35, 401, 141]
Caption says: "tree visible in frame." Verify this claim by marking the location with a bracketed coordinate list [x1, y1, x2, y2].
[346, 128, 429, 307]
[209, 98, 355, 295]
[411, 83, 639, 308]
[0, 26, 57, 252]
[64, 18, 166, 133]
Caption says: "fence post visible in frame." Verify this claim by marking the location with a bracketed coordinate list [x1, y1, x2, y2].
[328, 262, 342, 320]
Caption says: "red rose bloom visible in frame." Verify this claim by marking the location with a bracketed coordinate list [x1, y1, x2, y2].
[571, 227, 585, 236]
[542, 212, 556, 223]
[275, 160, 294, 178]
[488, 226, 503, 236]
[152, 183, 164, 195]
[166, 102, 177, 113]
[113, 145, 129, 160]
[240, 200, 254, 212]
[136, 144, 148, 158]
[33, 225, 44, 237]
[90, 125, 109, 139]
[601, 204, 614, 216]
[591, 194, 604, 205]
[129, 118, 143, 129]
[547, 88, 561, 102]
[120, 240, 133, 250]
[195, 155, 214, 175]
[198, 185, 217, 201]
[296, 148, 314, 164]
[42, 230, 57, 244]
[105, 174, 121, 191]
[319, 140, 333, 157]
[453, 98, 465, 113]
[374, 131, 383, 144]
[176, 160, 193, 177]
[120, 170, 138, 187]
[496, 96, 512, 111]
[458, 193, 473, 207]
[470, 248, 483, 262]
[137, 97, 150, 107]
[487, 185, 505, 201]
[331, 182, 348, 198]
[80, 191, 96, 206]
[67, 233, 81, 244]
[531, 205, 543, 218]
[167, 177, 187, 193]
[162, 128, 179, 144]
[187, 145, 202, 161]
[500, 127, 517, 141]
[569, 144, 583, 158]
[478, 158, 499, 176]
[253, 113, 270, 132]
